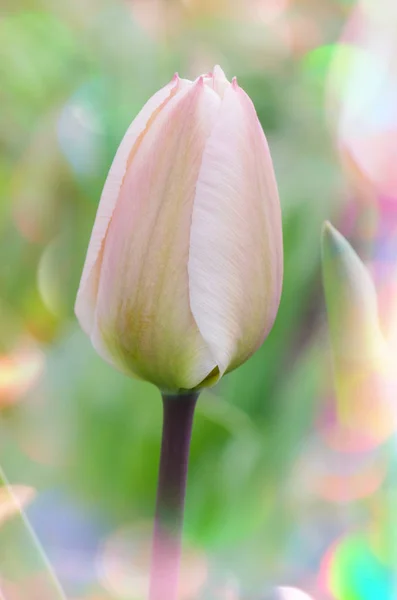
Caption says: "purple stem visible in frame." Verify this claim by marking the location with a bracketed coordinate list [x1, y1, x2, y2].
[148, 391, 199, 600]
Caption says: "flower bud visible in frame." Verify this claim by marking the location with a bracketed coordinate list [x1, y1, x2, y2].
[321, 221, 386, 364]
[75, 66, 283, 392]
[321, 222, 397, 445]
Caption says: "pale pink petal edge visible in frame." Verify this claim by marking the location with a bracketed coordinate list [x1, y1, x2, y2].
[75, 75, 185, 334]
[188, 82, 283, 375]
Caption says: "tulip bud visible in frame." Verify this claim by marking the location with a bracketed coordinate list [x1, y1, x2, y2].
[321, 221, 385, 364]
[75, 66, 283, 392]
[321, 222, 396, 445]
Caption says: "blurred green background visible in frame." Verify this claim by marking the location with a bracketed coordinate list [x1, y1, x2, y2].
[2, 0, 397, 599]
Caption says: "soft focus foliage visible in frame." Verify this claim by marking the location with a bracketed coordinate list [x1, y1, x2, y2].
[1, 0, 397, 598]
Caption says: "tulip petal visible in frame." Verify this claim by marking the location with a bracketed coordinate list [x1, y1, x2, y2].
[75, 75, 185, 335]
[189, 81, 283, 375]
[203, 65, 230, 98]
[93, 80, 222, 391]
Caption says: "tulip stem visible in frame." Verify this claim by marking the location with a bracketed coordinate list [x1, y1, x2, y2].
[149, 391, 199, 600]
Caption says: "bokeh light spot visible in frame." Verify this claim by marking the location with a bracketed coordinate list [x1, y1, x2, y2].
[97, 524, 208, 599]
[277, 586, 314, 600]
[0, 485, 36, 526]
[320, 534, 394, 600]
[0, 344, 45, 407]
[57, 81, 105, 179]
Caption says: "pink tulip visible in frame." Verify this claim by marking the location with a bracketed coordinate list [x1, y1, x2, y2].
[75, 66, 283, 392]
[326, 1, 397, 201]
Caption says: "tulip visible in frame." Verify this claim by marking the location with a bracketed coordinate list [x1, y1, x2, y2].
[326, 0, 397, 201]
[75, 65, 283, 393]
[76, 66, 283, 600]
[321, 222, 397, 449]
[322, 221, 385, 364]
